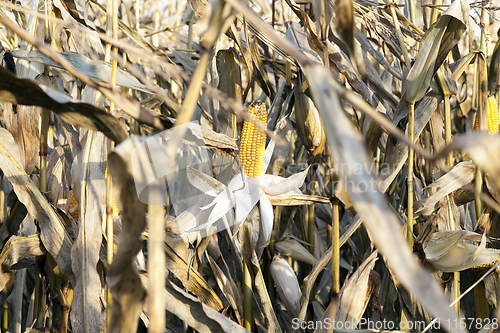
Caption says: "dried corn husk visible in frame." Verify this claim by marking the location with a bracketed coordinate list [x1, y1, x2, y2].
[425, 231, 500, 272]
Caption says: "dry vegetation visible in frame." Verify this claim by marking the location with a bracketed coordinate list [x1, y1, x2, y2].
[1, 0, 500, 332]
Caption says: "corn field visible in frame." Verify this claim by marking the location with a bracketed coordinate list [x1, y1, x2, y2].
[1, 0, 500, 331]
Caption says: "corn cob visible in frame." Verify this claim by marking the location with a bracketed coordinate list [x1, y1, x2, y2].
[488, 96, 499, 134]
[68, 168, 119, 219]
[105, 168, 120, 216]
[69, 189, 79, 219]
[240, 101, 267, 178]
[474, 96, 499, 134]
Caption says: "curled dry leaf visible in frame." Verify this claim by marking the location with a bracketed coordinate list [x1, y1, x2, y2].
[415, 161, 476, 216]
[186, 122, 238, 152]
[0, 66, 128, 143]
[425, 231, 500, 272]
[11, 50, 151, 93]
[433, 133, 500, 190]
[336, 251, 378, 326]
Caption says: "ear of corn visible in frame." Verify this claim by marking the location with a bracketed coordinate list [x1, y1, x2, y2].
[240, 100, 267, 178]
[474, 96, 499, 134]
[105, 168, 120, 216]
[270, 256, 301, 318]
[487, 96, 499, 134]
[69, 189, 80, 219]
[68, 168, 119, 219]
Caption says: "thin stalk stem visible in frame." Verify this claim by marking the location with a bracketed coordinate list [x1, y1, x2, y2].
[2, 291, 7, 332]
[0, 174, 4, 226]
[40, 108, 49, 193]
[148, 202, 166, 333]
[286, 61, 292, 88]
[105, 156, 114, 331]
[331, 198, 340, 296]
[447, 195, 460, 313]
[308, 171, 316, 254]
[430, 0, 440, 25]
[105, 0, 118, 328]
[308, 205, 315, 254]
[424, 129, 431, 185]
[476, 168, 483, 219]
[243, 261, 253, 331]
[407, 102, 414, 248]
[475, 2, 487, 221]
[323, 44, 329, 70]
[444, 94, 452, 167]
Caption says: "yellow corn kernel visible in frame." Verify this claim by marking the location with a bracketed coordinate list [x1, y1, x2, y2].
[240, 101, 267, 178]
[488, 96, 499, 134]
[105, 168, 120, 216]
[69, 190, 79, 219]
[69, 168, 119, 219]
[474, 96, 500, 133]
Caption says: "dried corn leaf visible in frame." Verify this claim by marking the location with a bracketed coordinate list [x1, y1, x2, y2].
[336, 251, 378, 325]
[4, 104, 39, 175]
[107, 137, 148, 333]
[405, 0, 468, 103]
[381, 92, 442, 191]
[11, 50, 152, 93]
[334, 0, 353, 51]
[0, 128, 75, 285]
[434, 133, 500, 191]
[274, 238, 318, 265]
[70, 131, 107, 332]
[489, 36, 500, 93]
[0, 235, 46, 291]
[267, 194, 329, 205]
[46, 147, 70, 211]
[186, 123, 238, 152]
[415, 161, 476, 215]
[301, 65, 464, 333]
[51, 0, 105, 55]
[141, 273, 250, 333]
[0, 66, 128, 143]
[163, 233, 224, 311]
[425, 231, 500, 272]
[206, 254, 243, 323]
